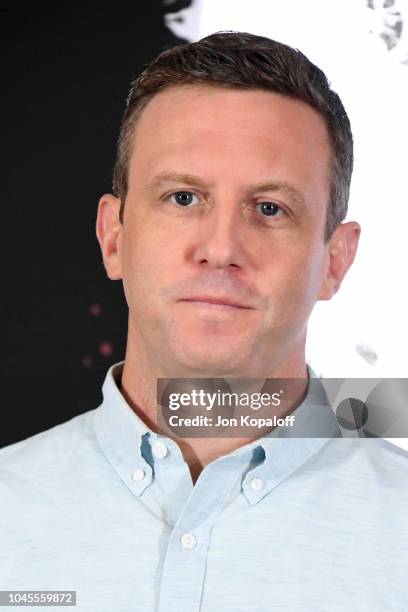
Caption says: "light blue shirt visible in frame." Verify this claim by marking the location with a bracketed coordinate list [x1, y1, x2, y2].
[1, 362, 407, 611]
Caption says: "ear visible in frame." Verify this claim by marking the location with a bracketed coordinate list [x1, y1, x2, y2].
[318, 221, 361, 300]
[96, 194, 123, 280]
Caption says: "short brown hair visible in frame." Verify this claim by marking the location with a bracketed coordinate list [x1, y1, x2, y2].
[112, 31, 353, 240]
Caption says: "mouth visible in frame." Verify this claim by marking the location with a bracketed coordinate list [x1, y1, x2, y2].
[179, 296, 253, 310]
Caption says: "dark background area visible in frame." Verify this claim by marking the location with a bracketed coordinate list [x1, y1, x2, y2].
[2, 2, 190, 447]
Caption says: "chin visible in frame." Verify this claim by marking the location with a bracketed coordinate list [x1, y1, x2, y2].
[170, 339, 252, 376]
[163, 317, 261, 373]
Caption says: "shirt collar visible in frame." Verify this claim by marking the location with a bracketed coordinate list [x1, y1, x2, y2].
[242, 366, 342, 504]
[93, 360, 341, 502]
[93, 361, 155, 497]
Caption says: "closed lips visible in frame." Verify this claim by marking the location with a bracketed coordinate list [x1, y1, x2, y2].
[180, 296, 252, 308]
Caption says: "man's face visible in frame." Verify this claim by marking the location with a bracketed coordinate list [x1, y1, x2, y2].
[99, 84, 357, 377]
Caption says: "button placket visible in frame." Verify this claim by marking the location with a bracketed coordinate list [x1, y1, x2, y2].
[157, 457, 250, 612]
[180, 532, 197, 550]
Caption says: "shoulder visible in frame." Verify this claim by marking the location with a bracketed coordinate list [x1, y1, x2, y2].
[364, 437, 408, 483]
[320, 435, 408, 489]
[366, 436, 408, 462]
[0, 409, 99, 491]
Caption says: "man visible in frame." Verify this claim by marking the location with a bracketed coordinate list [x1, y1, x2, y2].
[1, 31, 407, 612]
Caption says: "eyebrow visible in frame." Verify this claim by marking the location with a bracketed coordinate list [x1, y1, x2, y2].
[146, 171, 306, 207]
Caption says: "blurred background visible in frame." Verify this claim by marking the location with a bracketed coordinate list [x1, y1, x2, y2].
[2, 0, 407, 447]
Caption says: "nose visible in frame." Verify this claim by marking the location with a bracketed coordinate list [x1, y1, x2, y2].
[189, 197, 245, 269]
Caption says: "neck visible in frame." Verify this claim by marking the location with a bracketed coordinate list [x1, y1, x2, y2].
[120, 332, 308, 484]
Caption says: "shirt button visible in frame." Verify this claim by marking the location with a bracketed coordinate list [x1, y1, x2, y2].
[132, 468, 145, 482]
[180, 532, 197, 550]
[250, 477, 264, 491]
[152, 441, 168, 459]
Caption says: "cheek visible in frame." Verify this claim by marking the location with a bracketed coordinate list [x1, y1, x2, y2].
[120, 222, 177, 301]
[264, 246, 325, 315]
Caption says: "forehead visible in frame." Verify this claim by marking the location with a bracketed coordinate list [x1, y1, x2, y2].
[133, 83, 330, 146]
[128, 84, 331, 207]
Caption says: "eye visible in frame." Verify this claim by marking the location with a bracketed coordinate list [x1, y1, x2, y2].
[168, 191, 200, 207]
[256, 201, 285, 218]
